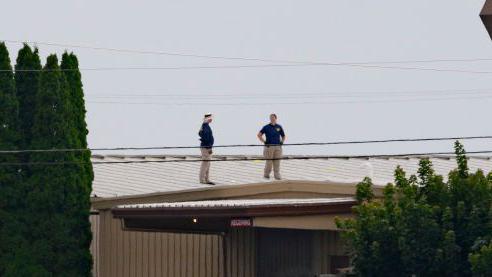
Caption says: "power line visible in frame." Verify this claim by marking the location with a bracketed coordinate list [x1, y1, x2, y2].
[1, 150, 492, 166]
[5, 39, 492, 65]
[86, 94, 492, 106]
[5, 40, 492, 74]
[5, 63, 492, 75]
[86, 88, 492, 99]
[1, 135, 491, 154]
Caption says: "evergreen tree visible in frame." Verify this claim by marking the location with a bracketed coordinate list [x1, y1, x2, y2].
[1, 44, 50, 277]
[470, 241, 492, 276]
[0, 42, 21, 276]
[26, 54, 84, 276]
[15, 44, 41, 149]
[60, 52, 93, 276]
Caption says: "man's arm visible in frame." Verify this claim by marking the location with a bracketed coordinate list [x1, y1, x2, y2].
[281, 135, 286, 144]
[257, 132, 266, 144]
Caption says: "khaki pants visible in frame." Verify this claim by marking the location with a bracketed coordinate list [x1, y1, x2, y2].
[200, 148, 212, 182]
[263, 145, 282, 179]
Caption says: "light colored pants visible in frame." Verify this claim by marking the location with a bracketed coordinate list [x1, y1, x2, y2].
[263, 146, 282, 179]
[200, 148, 212, 182]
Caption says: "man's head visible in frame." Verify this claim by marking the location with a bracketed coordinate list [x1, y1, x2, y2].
[204, 113, 213, 123]
[269, 113, 277, 124]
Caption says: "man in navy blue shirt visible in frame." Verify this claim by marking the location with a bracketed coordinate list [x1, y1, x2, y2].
[199, 113, 215, 185]
[257, 113, 286, 180]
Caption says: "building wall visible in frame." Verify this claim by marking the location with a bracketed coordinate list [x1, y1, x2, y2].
[95, 210, 346, 277]
[90, 214, 100, 276]
[98, 210, 225, 277]
[225, 228, 255, 277]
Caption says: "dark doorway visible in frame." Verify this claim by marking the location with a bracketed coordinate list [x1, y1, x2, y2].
[256, 228, 316, 277]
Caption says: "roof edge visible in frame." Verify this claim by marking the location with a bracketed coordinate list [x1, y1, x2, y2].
[91, 180, 383, 210]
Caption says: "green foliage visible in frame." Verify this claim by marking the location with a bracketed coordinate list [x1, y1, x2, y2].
[25, 54, 93, 276]
[15, 44, 41, 150]
[355, 177, 374, 203]
[60, 52, 94, 275]
[0, 42, 18, 150]
[338, 141, 492, 276]
[0, 44, 93, 276]
[470, 241, 492, 276]
[0, 42, 21, 276]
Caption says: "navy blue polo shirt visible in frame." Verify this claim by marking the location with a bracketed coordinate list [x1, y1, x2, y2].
[260, 124, 285, 145]
[199, 123, 214, 148]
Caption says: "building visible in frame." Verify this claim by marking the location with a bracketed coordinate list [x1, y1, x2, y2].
[90, 154, 492, 277]
[481, 0, 492, 40]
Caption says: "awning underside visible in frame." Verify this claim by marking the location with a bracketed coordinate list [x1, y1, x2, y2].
[112, 198, 356, 233]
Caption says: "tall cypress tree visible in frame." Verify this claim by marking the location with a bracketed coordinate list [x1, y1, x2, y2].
[1, 44, 51, 277]
[15, 44, 41, 150]
[27, 54, 83, 276]
[0, 42, 20, 276]
[61, 52, 93, 276]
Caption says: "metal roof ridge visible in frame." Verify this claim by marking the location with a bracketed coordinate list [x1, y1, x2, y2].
[89, 154, 492, 160]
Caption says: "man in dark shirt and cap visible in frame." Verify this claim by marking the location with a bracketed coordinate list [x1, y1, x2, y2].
[257, 113, 286, 180]
[199, 113, 215, 185]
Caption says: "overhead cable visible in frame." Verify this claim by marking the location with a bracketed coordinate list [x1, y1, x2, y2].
[1, 150, 492, 166]
[1, 135, 491, 154]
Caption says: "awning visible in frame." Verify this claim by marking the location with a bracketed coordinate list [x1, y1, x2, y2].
[112, 198, 356, 233]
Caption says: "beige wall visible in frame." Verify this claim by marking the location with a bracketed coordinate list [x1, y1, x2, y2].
[98, 210, 229, 277]
[95, 210, 347, 277]
[225, 228, 255, 277]
[90, 214, 100, 276]
[254, 214, 354, 230]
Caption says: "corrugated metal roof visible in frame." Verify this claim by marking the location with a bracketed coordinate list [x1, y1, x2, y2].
[117, 197, 356, 209]
[91, 155, 492, 198]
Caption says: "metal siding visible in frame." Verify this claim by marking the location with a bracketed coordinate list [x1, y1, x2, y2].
[212, 235, 219, 277]
[205, 235, 212, 277]
[135, 231, 143, 277]
[193, 235, 200, 276]
[102, 211, 111, 276]
[130, 231, 137, 277]
[225, 228, 256, 277]
[122, 226, 131, 277]
[90, 214, 100, 277]
[100, 212, 300, 277]
[178, 234, 188, 277]
[116, 219, 124, 277]
[168, 233, 175, 277]
[109, 213, 115, 276]
[218, 235, 225, 277]
[162, 233, 169, 276]
[142, 231, 149, 277]
[155, 233, 162, 276]
[199, 234, 206, 276]
[149, 232, 156, 277]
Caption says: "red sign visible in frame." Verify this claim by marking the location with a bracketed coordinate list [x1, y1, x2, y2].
[230, 218, 252, 227]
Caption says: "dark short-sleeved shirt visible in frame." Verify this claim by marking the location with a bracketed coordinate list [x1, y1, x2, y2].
[260, 124, 285, 145]
[199, 123, 214, 148]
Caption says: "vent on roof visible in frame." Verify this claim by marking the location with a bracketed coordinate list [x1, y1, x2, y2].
[361, 162, 374, 179]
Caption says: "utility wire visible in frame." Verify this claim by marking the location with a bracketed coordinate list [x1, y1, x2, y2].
[5, 39, 492, 65]
[86, 88, 492, 99]
[1, 135, 491, 154]
[5, 63, 492, 75]
[1, 150, 492, 166]
[5, 40, 492, 74]
[86, 94, 492, 106]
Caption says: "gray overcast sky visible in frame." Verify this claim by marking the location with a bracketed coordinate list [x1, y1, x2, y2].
[3, 0, 492, 156]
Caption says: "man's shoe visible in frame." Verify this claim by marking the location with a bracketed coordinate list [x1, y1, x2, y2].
[206, 181, 216, 185]
[274, 176, 282, 180]
[263, 175, 270, 179]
